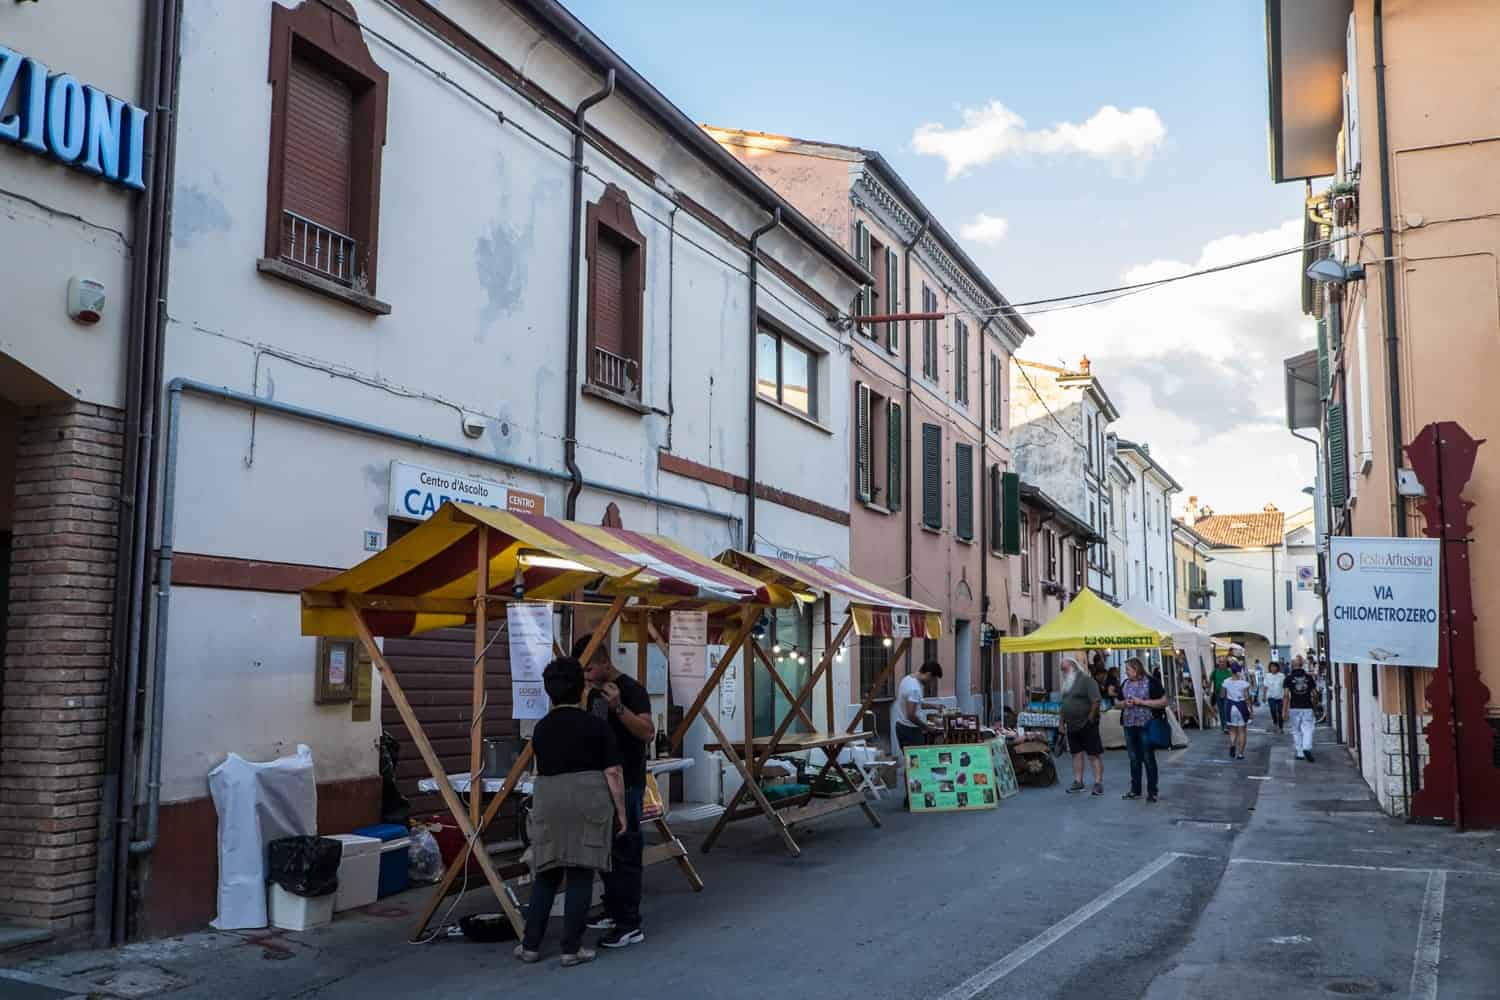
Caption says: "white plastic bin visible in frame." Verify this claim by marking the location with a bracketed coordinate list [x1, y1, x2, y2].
[328, 833, 381, 912]
[267, 883, 334, 931]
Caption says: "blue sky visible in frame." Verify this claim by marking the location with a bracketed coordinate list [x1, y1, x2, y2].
[568, 0, 1317, 516]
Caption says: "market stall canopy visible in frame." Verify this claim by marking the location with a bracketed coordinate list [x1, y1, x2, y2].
[998, 588, 1162, 654]
[715, 550, 943, 638]
[302, 502, 786, 637]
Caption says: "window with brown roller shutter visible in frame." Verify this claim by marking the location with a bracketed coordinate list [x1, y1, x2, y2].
[586, 185, 646, 402]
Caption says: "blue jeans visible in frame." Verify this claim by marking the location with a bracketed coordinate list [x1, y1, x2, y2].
[601, 784, 644, 930]
[1123, 724, 1158, 797]
[523, 865, 594, 953]
[1269, 697, 1284, 730]
[1217, 695, 1229, 730]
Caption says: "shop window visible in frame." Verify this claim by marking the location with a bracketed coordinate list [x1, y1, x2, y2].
[586, 185, 646, 402]
[759, 322, 818, 418]
[754, 605, 813, 738]
[263, 0, 389, 306]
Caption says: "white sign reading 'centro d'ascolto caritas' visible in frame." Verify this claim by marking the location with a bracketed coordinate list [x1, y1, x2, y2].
[1328, 537, 1441, 668]
[388, 461, 546, 522]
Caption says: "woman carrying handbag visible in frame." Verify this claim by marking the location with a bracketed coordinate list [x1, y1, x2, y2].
[1119, 657, 1169, 803]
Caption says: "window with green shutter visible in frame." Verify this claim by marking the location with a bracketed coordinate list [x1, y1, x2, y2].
[922, 423, 941, 529]
[1317, 317, 1330, 401]
[1001, 472, 1021, 554]
[855, 383, 872, 503]
[1327, 402, 1348, 509]
[955, 443, 974, 541]
[886, 250, 900, 353]
[887, 402, 902, 511]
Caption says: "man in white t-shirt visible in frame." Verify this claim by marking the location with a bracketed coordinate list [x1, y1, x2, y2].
[892, 661, 942, 809]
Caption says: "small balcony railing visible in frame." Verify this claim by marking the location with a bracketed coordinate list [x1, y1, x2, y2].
[281, 210, 361, 287]
[591, 346, 639, 398]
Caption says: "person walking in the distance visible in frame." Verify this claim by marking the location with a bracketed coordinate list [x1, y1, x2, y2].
[1210, 659, 1232, 734]
[1263, 660, 1286, 734]
[576, 636, 654, 949]
[1059, 656, 1105, 796]
[515, 657, 627, 967]
[1221, 662, 1253, 761]
[1284, 655, 1318, 762]
[1119, 657, 1167, 803]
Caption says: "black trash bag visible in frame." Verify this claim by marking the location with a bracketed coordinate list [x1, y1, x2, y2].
[267, 836, 342, 897]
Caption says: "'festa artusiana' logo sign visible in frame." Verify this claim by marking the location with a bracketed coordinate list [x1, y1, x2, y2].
[0, 45, 149, 190]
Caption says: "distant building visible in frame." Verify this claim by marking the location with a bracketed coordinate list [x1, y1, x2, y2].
[1116, 440, 1182, 618]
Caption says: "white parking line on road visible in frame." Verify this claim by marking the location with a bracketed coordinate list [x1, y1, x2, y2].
[1228, 857, 1500, 877]
[1408, 870, 1445, 1000]
[936, 852, 1184, 1000]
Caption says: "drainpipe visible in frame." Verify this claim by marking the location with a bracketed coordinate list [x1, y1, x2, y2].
[901, 218, 928, 615]
[563, 69, 615, 520]
[1372, 0, 1423, 802]
[977, 316, 995, 719]
[94, 0, 178, 946]
[745, 208, 781, 553]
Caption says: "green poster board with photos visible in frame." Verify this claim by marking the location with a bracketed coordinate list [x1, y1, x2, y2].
[905, 743, 999, 812]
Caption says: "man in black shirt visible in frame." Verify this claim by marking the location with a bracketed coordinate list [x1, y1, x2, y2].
[1284, 655, 1318, 762]
[575, 634, 654, 948]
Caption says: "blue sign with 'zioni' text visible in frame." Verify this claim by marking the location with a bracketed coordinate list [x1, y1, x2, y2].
[0, 45, 148, 190]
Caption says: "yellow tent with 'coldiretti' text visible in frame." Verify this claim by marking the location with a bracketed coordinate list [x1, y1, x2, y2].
[999, 588, 1163, 654]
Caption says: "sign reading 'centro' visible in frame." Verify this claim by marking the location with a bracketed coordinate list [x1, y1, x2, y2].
[1327, 536, 1441, 668]
[388, 461, 546, 522]
[0, 46, 149, 190]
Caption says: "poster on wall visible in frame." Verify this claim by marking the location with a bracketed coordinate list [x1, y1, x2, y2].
[905, 744, 999, 812]
[1328, 537, 1440, 667]
[507, 602, 554, 719]
[668, 609, 708, 703]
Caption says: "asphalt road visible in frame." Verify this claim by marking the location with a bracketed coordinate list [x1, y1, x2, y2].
[9, 721, 1500, 999]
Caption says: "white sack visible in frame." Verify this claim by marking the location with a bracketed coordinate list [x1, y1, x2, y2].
[208, 744, 317, 930]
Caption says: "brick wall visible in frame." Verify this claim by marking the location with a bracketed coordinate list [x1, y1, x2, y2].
[0, 401, 123, 933]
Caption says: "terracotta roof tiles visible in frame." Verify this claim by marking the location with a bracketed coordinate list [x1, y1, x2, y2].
[1192, 509, 1285, 549]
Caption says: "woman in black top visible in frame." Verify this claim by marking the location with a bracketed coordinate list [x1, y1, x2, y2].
[516, 658, 626, 967]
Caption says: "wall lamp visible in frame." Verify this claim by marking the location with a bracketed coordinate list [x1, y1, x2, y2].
[1306, 258, 1365, 286]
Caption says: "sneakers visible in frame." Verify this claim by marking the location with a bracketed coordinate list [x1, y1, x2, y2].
[513, 945, 541, 964]
[586, 916, 616, 931]
[1122, 791, 1141, 800]
[1146, 793, 1159, 803]
[1304, 751, 1316, 763]
[561, 948, 597, 967]
[1066, 781, 1086, 794]
[1091, 783, 1104, 796]
[599, 927, 645, 949]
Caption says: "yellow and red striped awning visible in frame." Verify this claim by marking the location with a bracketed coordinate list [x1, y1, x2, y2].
[714, 550, 943, 639]
[302, 502, 789, 637]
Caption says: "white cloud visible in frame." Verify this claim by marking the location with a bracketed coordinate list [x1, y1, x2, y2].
[912, 101, 1167, 178]
[1021, 219, 1317, 516]
[960, 213, 1010, 245]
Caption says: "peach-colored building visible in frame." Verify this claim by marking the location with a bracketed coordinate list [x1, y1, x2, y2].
[705, 128, 1033, 727]
[1268, 0, 1500, 816]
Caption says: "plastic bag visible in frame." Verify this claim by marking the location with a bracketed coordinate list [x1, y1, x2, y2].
[267, 835, 343, 897]
[208, 744, 318, 929]
[407, 826, 444, 884]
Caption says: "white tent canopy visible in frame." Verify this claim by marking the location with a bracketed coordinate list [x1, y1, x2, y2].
[1118, 596, 1215, 726]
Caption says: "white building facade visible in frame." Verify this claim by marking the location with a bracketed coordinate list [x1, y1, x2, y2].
[134, 0, 867, 936]
[1117, 440, 1182, 617]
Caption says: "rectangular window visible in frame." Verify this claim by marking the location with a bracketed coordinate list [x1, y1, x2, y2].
[1286, 579, 1293, 612]
[586, 188, 647, 399]
[855, 382, 872, 503]
[853, 221, 872, 334]
[859, 635, 894, 701]
[922, 423, 942, 529]
[1020, 513, 1031, 593]
[885, 249, 900, 353]
[1086, 415, 1094, 466]
[921, 285, 939, 381]
[757, 325, 817, 417]
[954, 320, 969, 404]
[1223, 578, 1245, 611]
[1045, 528, 1058, 582]
[989, 465, 1002, 552]
[887, 401, 903, 512]
[989, 354, 1003, 431]
[266, 2, 389, 300]
[955, 443, 974, 541]
[1074, 544, 1085, 592]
